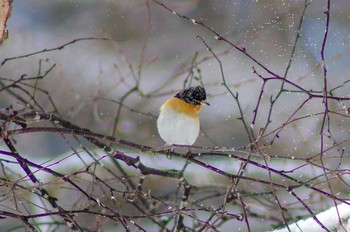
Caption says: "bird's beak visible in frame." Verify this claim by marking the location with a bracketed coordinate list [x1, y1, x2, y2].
[201, 101, 210, 106]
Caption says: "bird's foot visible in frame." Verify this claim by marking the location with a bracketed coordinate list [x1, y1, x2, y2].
[152, 145, 174, 159]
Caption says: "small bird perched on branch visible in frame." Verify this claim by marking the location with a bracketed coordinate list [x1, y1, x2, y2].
[157, 86, 209, 145]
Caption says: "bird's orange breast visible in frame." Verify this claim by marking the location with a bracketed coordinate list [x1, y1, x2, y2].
[161, 97, 201, 118]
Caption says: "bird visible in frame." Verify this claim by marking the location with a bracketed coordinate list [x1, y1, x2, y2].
[157, 86, 209, 145]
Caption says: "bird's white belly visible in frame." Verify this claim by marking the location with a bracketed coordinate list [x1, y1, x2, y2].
[157, 108, 199, 145]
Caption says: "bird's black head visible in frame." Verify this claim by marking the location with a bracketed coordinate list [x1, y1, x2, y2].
[175, 86, 209, 106]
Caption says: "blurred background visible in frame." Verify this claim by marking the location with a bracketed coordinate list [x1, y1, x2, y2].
[1, 0, 349, 152]
[1, 0, 350, 231]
